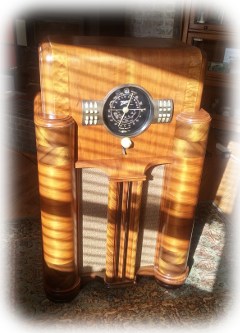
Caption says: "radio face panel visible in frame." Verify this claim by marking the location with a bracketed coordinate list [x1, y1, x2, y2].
[82, 84, 173, 138]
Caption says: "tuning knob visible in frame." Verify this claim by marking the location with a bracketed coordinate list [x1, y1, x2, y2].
[121, 137, 132, 149]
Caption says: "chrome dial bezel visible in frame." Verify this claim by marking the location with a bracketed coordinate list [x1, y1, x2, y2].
[102, 84, 154, 138]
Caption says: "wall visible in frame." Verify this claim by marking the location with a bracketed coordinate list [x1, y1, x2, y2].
[125, 2, 181, 39]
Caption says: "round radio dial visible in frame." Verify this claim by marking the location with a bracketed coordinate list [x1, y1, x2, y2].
[102, 84, 154, 138]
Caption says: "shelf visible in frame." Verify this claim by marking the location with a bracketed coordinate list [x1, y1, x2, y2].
[187, 0, 240, 34]
[210, 114, 240, 132]
[182, 3, 239, 132]
[204, 71, 239, 89]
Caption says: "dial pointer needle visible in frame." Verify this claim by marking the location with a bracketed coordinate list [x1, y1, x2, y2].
[126, 93, 134, 108]
[118, 111, 126, 127]
[118, 93, 133, 127]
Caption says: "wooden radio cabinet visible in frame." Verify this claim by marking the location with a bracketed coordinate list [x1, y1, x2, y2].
[34, 36, 211, 302]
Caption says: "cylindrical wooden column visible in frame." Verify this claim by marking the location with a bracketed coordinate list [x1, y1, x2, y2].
[154, 109, 211, 287]
[34, 99, 80, 302]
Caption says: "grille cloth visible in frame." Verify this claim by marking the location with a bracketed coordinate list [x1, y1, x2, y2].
[79, 165, 164, 273]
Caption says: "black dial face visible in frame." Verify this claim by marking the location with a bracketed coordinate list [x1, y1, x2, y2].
[103, 85, 154, 137]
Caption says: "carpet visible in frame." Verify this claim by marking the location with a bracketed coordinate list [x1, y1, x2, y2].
[2, 202, 237, 332]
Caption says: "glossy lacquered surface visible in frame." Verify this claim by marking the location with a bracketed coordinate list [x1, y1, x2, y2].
[35, 96, 80, 302]
[154, 110, 211, 285]
[35, 36, 210, 301]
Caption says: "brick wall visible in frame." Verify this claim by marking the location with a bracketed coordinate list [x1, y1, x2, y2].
[125, 2, 181, 39]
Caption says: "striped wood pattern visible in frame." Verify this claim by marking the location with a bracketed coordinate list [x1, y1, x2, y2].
[125, 181, 143, 280]
[106, 180, 143, 283]
[35, 95, 80, 299]
[118, 181, 129, 279]
[154, 110, 211, 286]
[35, 37, 209, 297]
[39, 36, 206, 172]
[105, 181, 121, 283]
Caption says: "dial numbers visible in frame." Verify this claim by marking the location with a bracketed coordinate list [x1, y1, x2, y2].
[103, 85, 154, 138]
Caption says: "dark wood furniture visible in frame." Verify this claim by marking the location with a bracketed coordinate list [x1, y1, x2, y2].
[34, 36, 211, 302]
[182, 0, 240, 132]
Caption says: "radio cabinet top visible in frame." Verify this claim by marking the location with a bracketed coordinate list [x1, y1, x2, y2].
[36, 36, 207, 180]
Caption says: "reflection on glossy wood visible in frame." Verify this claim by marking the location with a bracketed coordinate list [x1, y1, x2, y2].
[125, 181, 143, 280]
[105, 181, 120, 283]
[118, 182, 129, 279]
[105, 180, 143, 285]
[35, 36, 210, 300]
[35, 94, 80, 302]
[154, 110, 211, 286]
[39, 36, 206, 163]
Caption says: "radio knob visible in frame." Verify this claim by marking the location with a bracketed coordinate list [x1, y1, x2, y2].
[121, 137, 132, 149]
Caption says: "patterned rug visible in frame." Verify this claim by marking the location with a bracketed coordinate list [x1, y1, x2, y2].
[2, 202, 237, 332]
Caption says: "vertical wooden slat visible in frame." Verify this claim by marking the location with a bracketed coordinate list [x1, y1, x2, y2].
[106, 181, 120, 283]
[125, 181, 143, 280]
[118, 181, 129, 279]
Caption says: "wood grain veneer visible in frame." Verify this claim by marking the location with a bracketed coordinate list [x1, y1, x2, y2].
[105, 181, 120, 283]
[125, 181, 143, 280]
[35, 36, 210, 301]
[34, 94, 80, 302]
[154, 110, 211, 286]
[118, 181, 128, 279]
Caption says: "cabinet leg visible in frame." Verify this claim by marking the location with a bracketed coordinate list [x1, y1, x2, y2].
[154, 110, 211, 287]
[35, 111, 80, 302]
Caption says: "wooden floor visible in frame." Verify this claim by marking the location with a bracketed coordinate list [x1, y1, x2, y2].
[0, 129, 240, 229]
